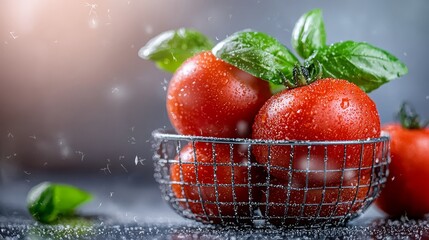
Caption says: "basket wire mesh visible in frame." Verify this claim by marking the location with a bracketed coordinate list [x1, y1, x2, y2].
[152, 129, 390, 228]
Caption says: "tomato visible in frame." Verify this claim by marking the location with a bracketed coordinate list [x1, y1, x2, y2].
[170, 142, 264, 224]
[166, 51, 272, 138]
[251, 79, 380, 223]
[375, 124, 429, 218]
[260, 176, 370, 226]
[252, 79, 381, 187]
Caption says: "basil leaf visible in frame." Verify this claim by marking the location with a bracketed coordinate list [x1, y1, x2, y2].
[269, 82, 287, 94]
[213, 31, 299, 85]
[312, 41, 408, 92]
[292, 9, 326, 59]
[27, 182, 92, 223]
[138, 28, 213, 73]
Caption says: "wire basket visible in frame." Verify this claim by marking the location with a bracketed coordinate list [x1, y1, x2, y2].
[152, 129, 390, 228]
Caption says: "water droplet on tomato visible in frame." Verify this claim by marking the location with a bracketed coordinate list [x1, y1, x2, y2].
[340, 98, 350, 109]
[261, 114, 267, 124]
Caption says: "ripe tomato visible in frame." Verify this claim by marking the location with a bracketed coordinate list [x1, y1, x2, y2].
[166, 51, 272, 138]
[251, 79, 380, 223]
[252, 79, 381, 188]
[375, 124, 429, 218]
[170, 142, 264, 224]
[260, 176, 370, 226]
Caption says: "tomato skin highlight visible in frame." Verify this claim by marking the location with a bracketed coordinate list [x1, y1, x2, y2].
[166, 51, 272, 138]
[170, 142, 264, 223]
[375, 124, 429, 218]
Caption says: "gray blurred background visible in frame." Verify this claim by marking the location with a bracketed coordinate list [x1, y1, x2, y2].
[0, 0, 428, 182]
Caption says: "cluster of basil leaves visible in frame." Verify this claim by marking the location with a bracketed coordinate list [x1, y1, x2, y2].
[139, 9, 407, 93]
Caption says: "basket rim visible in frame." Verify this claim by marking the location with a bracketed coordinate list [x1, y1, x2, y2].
[152, 129, 390, 145]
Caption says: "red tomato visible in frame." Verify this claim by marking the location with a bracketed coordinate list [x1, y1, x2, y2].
[260, 177, 370, 226]
[166, 51, 272, 138]
[252, 79, 381, 187]
[170, 142, 264, 224]
[251, 79, 380, 223]
[375, 124, 429, 218]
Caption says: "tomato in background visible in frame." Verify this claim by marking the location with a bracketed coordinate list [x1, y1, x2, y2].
[375, 104, 429, 218]
[167, 51, 272, 138]
[170, 142, 264, 224]
[252, 79, 381, 188]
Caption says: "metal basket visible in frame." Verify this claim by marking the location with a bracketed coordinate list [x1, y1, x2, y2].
[152, 129, 390, 228]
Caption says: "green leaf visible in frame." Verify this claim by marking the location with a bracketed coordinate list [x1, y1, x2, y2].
[212, 30, 299, 85]
[292, 9, 326, 59]
[311, 41, 408, 92]
[269, 82, 287, 94]
[27, 182, 92, 224]
[138, 28, 214, 73]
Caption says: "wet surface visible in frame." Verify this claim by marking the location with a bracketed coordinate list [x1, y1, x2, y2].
[1, 217, 429, 239]
[1, 173, 428, 239]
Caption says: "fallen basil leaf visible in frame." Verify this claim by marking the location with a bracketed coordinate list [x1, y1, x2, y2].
[292, 8, 326, 59]
[138, 28, 214, 73]
[27, 182, 92, 224]
[311, 41, 408, 92]
[212, 30, 299, 85]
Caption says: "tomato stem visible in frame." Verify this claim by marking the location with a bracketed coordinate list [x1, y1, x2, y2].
[398, 102, 428, 129]
[280, 61, 323, 89]
[278, 71, 294, 89]
[293, 65, 310, 86]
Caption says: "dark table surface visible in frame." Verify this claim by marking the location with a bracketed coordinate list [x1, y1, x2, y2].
[1, 172, 428, 239]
